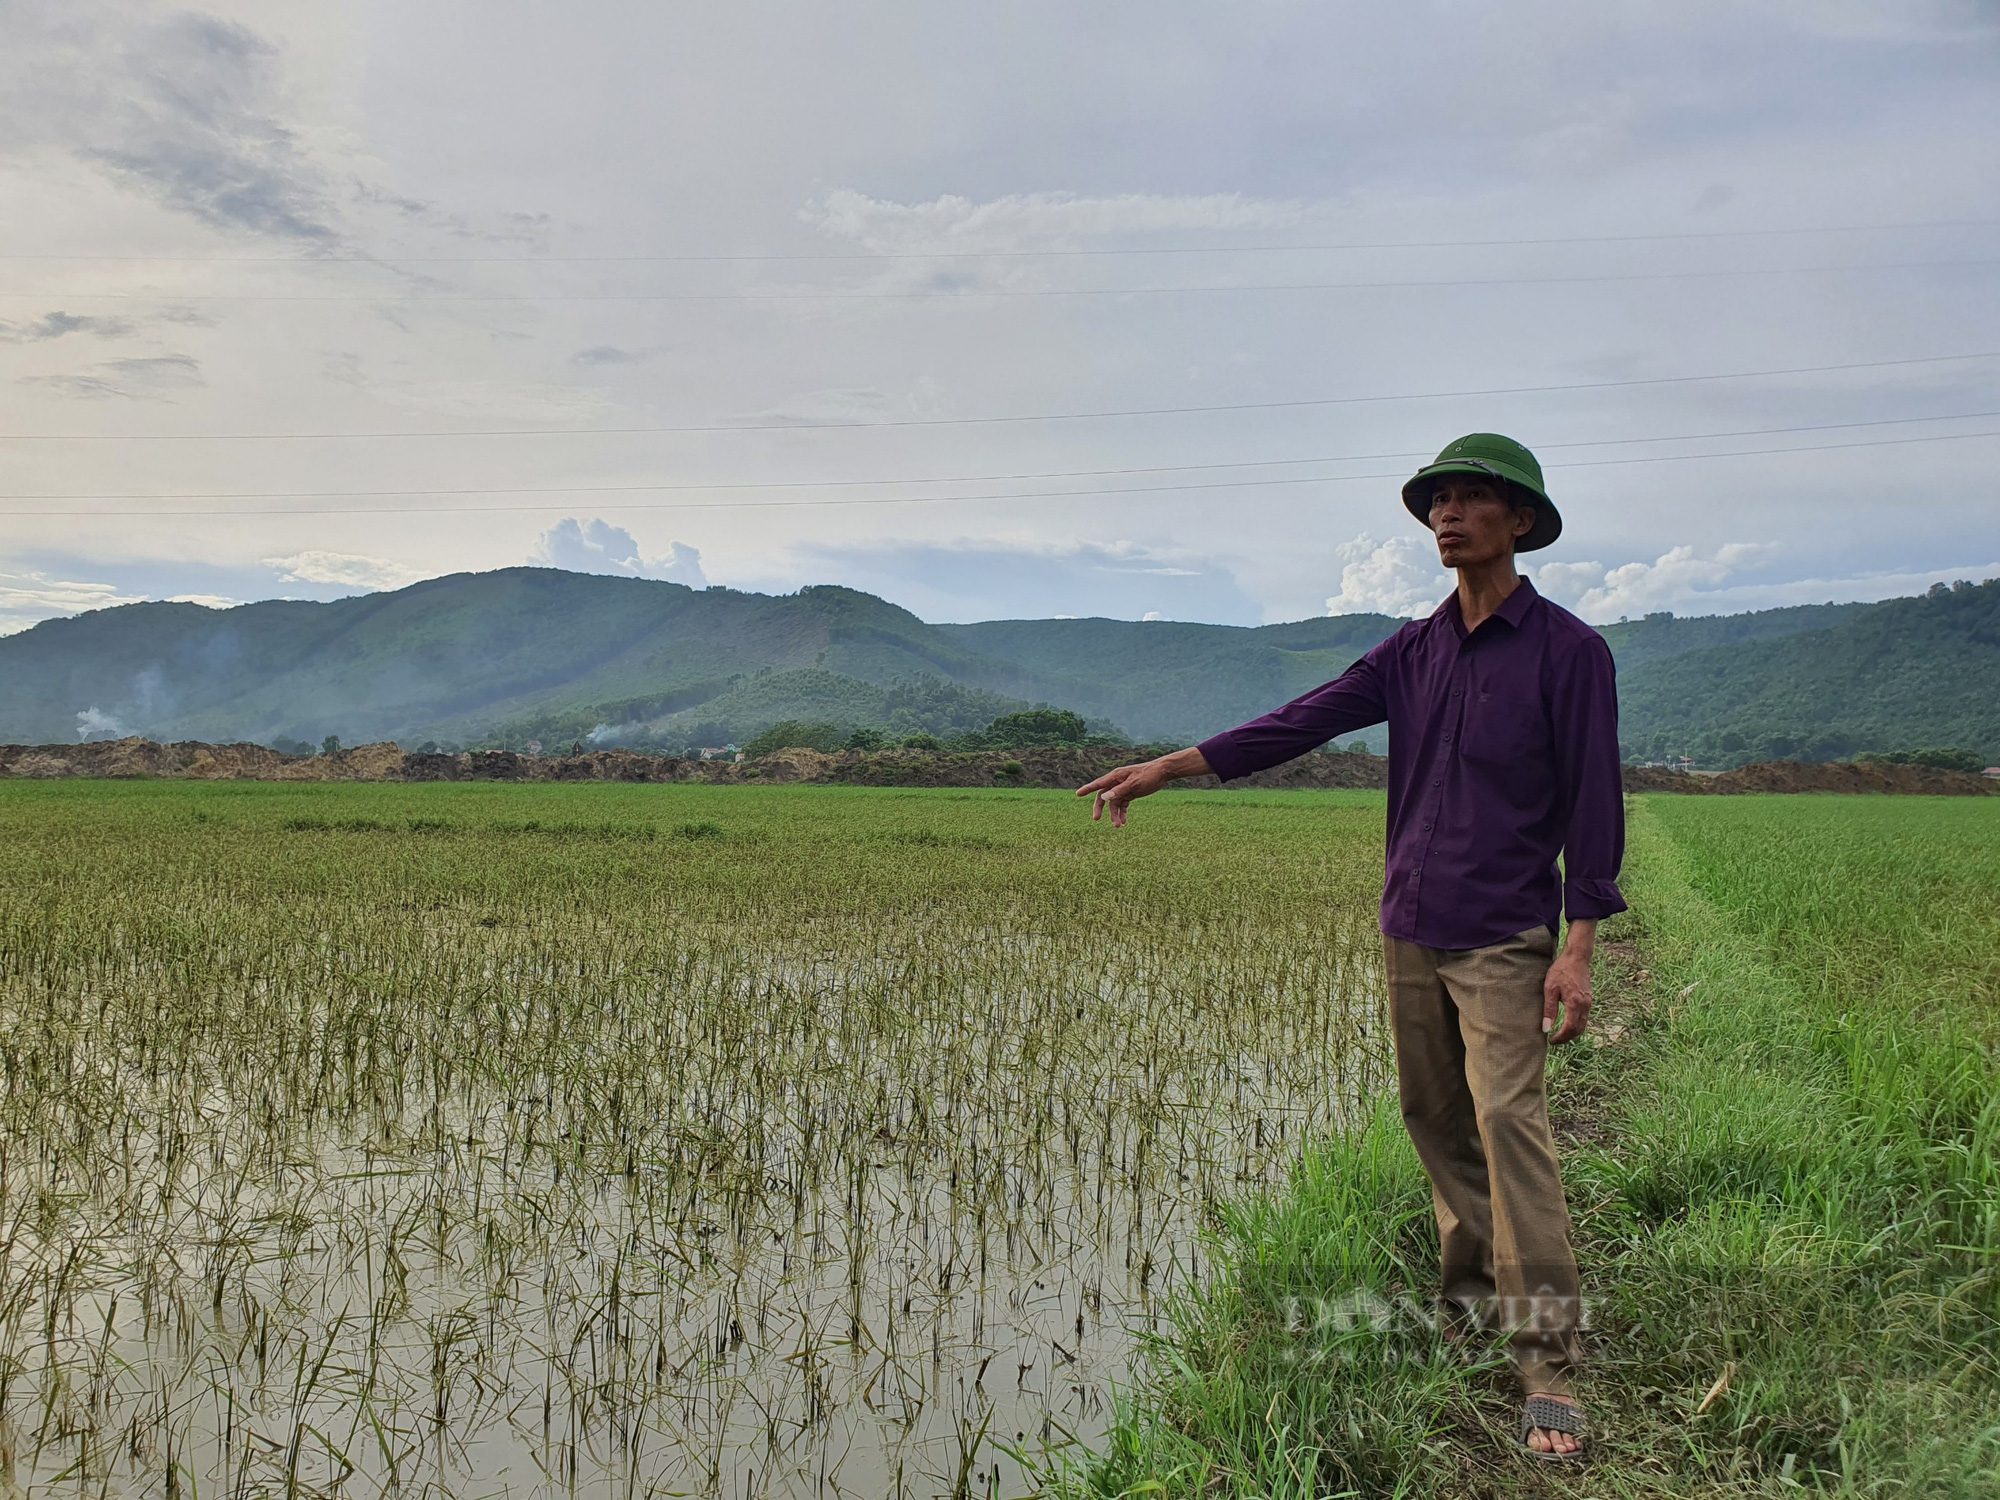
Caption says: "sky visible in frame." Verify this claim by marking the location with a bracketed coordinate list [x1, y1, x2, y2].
[2, 0, 1998, 635]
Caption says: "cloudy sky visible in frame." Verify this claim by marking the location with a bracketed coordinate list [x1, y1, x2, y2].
[2, 0, 1997, 633]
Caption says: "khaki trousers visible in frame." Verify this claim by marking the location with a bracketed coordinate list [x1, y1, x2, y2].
[1383, 926, 1581, 1397]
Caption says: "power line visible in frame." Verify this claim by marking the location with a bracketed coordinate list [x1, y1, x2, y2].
[12, 427, 1998, 519]
[4, 349, 1996, 442]
[8, 408, 1995, 504]
[7, 257, 1996, 303]
[4, 217, 1993, 263]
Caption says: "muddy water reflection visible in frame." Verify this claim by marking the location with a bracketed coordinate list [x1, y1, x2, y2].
[2, 911, 1386, 1497]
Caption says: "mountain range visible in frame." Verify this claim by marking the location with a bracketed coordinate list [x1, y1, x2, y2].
[0, 567, 1993, 766]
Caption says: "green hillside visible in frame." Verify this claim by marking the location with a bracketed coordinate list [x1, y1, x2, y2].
[0, 571, 1041, 748]
[0, 567, 1992, 763]
[1618, 578, 2000, 766]
[488, 669, 1038, 751]
[938, 615, 1397, 741]
[1594, 599, 1864, 671]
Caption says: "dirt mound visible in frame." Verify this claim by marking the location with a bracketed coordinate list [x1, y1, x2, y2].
[10, 741, 1983, 795]
[1620, 765, 1708, 793]
[0, 738, 1394, 791]
[1708, 759, 1996, 795]
[0, 738, 297, 779]
[1622, 759, 1996, 795]
[0, 738, 423, 781]
[749, 748, 840, 783]
[795, 744, 1389, 791]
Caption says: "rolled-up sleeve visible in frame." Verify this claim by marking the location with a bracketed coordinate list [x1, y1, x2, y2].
[1197, 649, 1389, 782]
[1551, 633, 1627, 921]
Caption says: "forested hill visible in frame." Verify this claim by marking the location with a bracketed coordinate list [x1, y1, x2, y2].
[0, 567, 1993, 764]
[1616, 578, 2000, 766]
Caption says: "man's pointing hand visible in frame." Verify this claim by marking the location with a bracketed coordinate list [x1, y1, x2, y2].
[1077, 747, 1214, 826]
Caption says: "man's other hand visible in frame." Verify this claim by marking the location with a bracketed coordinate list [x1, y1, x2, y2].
[1542, 919, 1597, 1045]
[1077, 747, 1212, 826]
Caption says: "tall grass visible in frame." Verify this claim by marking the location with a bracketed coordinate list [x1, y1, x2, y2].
[1063, 796, 2000, 1497]
[1597, 797, 2000, 1493]
[0, 780, 1391, 1497]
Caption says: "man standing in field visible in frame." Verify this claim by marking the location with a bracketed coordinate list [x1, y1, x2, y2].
[1079, 434, 1621, 1461]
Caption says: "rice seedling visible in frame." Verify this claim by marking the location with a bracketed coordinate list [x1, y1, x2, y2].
[0, 779, 1390, 1498]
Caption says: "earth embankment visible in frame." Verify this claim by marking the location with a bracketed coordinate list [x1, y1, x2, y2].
[1620, 760, 1996, 794]
[0, 738, 1388, 791]
[3, 738, 1991, 794]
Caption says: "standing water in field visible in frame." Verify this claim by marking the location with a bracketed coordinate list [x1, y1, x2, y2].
[0, 784, 1388, 1498]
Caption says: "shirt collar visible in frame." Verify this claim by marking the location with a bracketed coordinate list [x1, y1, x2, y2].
[1439, 575, 1540, 638]
[1495, 574, 1540, 627]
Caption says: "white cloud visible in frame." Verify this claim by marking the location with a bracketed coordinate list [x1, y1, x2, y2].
[531, 519, 707, 586]
[264, 550, 427, 591]
[778, 536, 1261, 624]
[1527, 559, 1611, 608]
[1531, 543, 1772, 621]
[1554, 559, 2000, 619]
[802, 188, 1306, 253]
[1324, 534, 1451, 618]
[0, 570, 145, 634]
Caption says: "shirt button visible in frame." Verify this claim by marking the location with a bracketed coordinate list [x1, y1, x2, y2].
[1442, 732, 1452, 742]
[1450, 689, 1462, 697]
[1432, 779, 1441, 787]
[1422, 822, 1432, 831]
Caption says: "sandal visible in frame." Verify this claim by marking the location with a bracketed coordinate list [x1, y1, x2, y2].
[1520, 1394, 1587, 1461]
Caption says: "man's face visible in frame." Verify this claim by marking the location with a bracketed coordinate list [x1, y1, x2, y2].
[1427, 475, 1534, 569]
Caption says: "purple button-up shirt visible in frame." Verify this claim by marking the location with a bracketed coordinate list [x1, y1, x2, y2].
[1198, 578, 1626, 951]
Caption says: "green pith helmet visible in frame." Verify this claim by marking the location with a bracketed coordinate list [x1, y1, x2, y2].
[1401, 433, 1562, 552]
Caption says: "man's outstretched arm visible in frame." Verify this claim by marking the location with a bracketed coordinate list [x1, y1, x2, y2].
[1077, 649, 1392, 826]
[1077, 746, 1214, 826]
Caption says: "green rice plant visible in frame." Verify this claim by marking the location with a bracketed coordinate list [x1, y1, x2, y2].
[0, 779, 1391, 1498]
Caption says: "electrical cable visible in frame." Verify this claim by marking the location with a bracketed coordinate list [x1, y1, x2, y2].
[4, 349, 1995, 442]
[3, 216, 1993, 263]
[7, 257, 1996, 303]
[6, 406, 1995, 504]
[9, 426, 1997, 519]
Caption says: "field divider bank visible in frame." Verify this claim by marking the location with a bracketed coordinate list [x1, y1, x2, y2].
[1052, 797, 1999, 1498]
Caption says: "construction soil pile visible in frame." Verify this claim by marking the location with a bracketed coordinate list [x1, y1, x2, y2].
[1620, 760, 1996, 796]
[3, 739, 1991, 795]
[0, 738, 1389, 791]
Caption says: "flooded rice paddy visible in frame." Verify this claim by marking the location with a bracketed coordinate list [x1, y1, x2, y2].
[0, 782, 1388, 1498]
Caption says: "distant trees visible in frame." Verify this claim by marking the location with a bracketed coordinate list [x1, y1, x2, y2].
[1617, 577, 2000, 768]
[977, 708, 1088, 746]
[743, 706, 1118, 759]
[742, 720, 847, 757]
